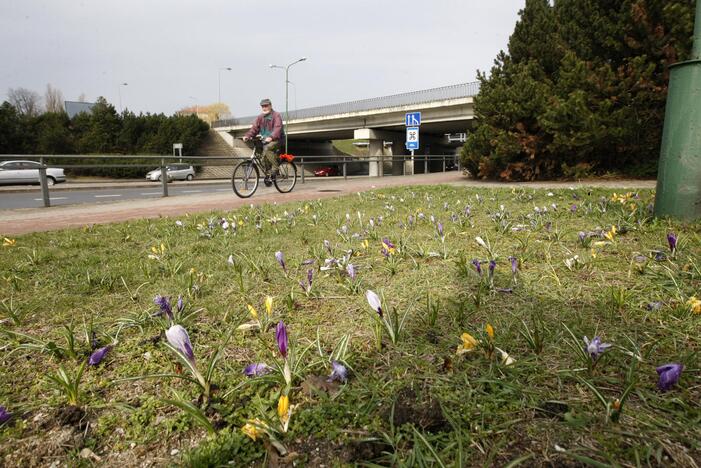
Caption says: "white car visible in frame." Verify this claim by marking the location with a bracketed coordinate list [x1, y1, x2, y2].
[0, 160, 66, 186]
[146, 164, 195, 182]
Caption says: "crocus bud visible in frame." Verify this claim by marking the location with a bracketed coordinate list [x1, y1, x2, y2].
[276, 321, 288, 358]
[166, 324, 195, 363]
[366, 290, 383, 317]
[88, 345, 111, 366]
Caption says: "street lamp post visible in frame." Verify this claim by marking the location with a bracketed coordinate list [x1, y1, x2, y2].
[117, 82, 128, 113]
[218, 67, 231, 103]
[270, 57, 307, 153]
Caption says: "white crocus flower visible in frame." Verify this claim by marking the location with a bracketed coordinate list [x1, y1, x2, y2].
[365, 290, 383, 316]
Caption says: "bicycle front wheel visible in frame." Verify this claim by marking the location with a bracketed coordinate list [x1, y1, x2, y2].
[274, 161, 297, 193]
[232, 161, 259, 198]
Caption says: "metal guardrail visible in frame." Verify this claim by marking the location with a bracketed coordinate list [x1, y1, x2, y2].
[212, 81, 480, 128]
[0, 154, 460, 207]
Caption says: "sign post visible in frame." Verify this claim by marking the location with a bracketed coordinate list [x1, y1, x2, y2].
[405, 112, 421, 175]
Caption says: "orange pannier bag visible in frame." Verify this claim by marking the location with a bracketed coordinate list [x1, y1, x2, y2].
[279, 153, 295, 162]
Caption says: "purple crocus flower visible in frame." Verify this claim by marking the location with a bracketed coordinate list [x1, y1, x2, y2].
[508, 256, 518, 274]
[472, 259, 482, 276]
[667, 233, 677, 253]
[323, 240, 332, 255]
[656, 363, 683, 392]
[578, 231, 586, 243]
[583, 336, 612, 360]
[464, 205, 471, 216]
[243, 363, 271, 377]
[327, 360, 348, 383]
[176, 295, 184, 314]
[88, 345, 112, 366]
[153, 295, 173, 320]
[570, 204, 578, 213]
[275, 251, 287, 273]
[437, 222, 444, 238]
[408, 215, 414, 226]
[347, 263, 356, 280]
[276, 321, 288, 358]
[166, 324, 195, 363]
[0, 406, 11, 424]
[307, 269, 313, 288]
[301, 258, 315, 265]
[488, 260, 496, 277]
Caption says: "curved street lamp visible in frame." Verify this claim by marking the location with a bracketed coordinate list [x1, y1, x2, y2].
[270, 57, 307, 153]
[218, 67, 232, 104]
[117, 82, 128, 113]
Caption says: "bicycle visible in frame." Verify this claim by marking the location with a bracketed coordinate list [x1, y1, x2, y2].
[231, 136, 297, 198]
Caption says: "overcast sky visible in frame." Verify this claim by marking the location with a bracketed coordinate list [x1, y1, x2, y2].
[0, 0, 525, 117]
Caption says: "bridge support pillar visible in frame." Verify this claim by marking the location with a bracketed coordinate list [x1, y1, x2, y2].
[355, 128, 405, 177]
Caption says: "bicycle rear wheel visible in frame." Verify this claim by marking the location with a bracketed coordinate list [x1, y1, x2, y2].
[274, 161, 297, 193]
[232, 161, 259, 198]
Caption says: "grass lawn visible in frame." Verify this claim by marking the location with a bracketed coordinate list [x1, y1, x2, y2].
[0, 185, 699, 466]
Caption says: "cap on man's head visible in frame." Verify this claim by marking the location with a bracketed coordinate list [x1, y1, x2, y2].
[260, 98, 272, 106]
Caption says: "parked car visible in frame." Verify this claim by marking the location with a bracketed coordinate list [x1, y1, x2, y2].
[0, 160, 66, 186]
[445, 161, 459, 171]
[313, 166, 339, 177]
[146, 164, 195, 182]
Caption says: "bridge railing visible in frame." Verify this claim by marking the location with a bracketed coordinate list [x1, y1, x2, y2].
[212, 81, 480, 128]
[0, 154, 461, 207]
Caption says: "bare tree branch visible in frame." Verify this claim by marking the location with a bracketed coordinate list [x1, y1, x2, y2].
[44, 84, 65, 113]
[7, 87, 43, 117]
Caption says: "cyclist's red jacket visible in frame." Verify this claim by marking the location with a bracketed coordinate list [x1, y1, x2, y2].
[244, 111, 284, 141]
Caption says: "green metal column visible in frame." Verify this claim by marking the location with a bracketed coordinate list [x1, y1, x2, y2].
[654, 1, 701, 220]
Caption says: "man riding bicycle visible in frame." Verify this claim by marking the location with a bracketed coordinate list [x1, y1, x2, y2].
[243, 98, 284, 186]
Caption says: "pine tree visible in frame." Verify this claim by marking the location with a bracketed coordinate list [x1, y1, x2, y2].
[462, 0, 696, 180]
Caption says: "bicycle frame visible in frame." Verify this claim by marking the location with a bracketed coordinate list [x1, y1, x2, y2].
[244, 137, 273, 176]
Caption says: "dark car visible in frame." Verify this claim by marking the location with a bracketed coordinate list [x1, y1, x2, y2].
[313, 166, 339, 177]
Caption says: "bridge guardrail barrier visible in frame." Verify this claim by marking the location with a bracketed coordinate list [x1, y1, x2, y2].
[0, 154, 460, 207]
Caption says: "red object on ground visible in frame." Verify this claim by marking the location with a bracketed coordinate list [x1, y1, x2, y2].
[313, 166, 338, 177]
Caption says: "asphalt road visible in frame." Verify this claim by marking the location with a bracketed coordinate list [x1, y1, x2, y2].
[0, 182, 254, 209]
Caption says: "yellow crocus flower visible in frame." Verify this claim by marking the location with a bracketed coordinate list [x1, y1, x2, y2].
[486, 323, 495, 340]
[604, 225, 617, 241]
[247, 304, 258, 319]
[456, 332, 479, 355]
[2, 238, 16, 247]
[265, 296, 273, 315]
[241, 419, 265, 440]
[687, 296, 701, 314]
[278, 395, 290, 422]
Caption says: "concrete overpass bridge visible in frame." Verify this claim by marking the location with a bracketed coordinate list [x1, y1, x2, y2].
[211, 82, 478, 175]
[212, 82, 479, 175]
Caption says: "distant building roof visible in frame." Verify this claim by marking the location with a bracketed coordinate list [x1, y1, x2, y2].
[64, 101, 96, 119]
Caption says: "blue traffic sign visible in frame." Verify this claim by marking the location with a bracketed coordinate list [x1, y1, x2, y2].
[406, 126, 419, 150]
[405, 112, 421, 126]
